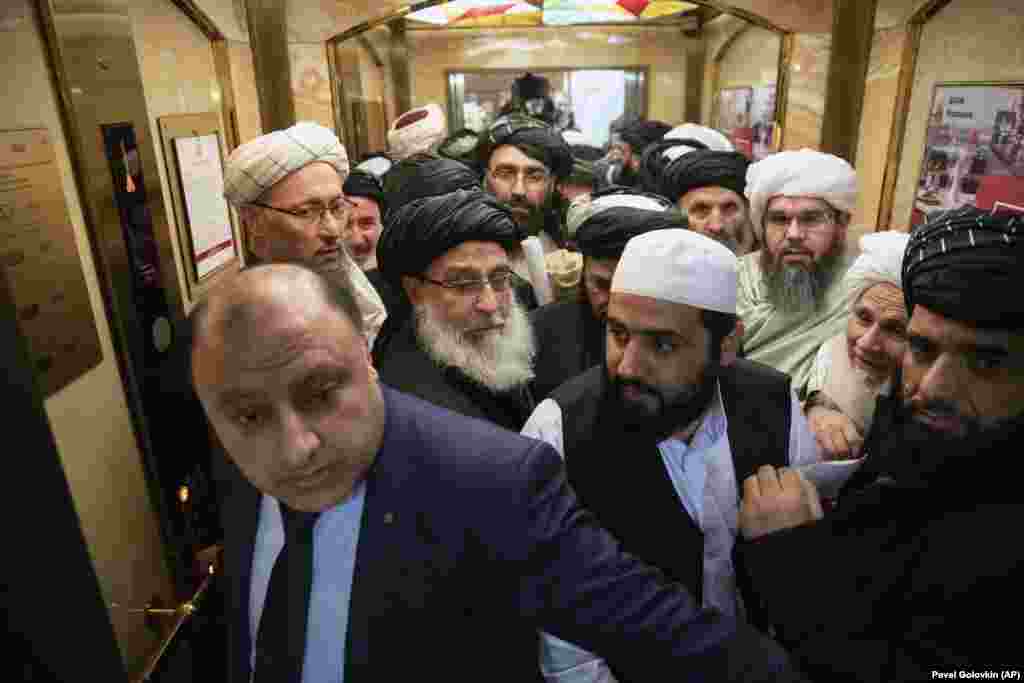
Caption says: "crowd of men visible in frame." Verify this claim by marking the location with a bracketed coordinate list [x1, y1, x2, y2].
[194, 93, 1024, 683]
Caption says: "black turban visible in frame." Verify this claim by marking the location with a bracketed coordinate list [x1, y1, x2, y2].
[903, 206, 1024, 329]
[661, 150, 750, 203]
[575, 206, 687, 259]
[618, 119, 673, 155]
[564, 145, 603, 187]
[478, 114, 574, 180]
[377, 188, 524, 291]
[342, 170, 385, 210]
[570, 144, 604, 163]
[512, 72, 551, 101]
[637, 138, 709, 195]
[382, 153, 481, 215]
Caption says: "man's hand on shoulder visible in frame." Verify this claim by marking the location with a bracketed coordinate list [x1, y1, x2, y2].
[740, 466, 823, 540]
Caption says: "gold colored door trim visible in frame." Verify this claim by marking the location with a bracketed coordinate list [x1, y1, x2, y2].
[876, 0, 954, 230]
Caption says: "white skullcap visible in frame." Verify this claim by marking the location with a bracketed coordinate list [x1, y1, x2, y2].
[612, 229, 738, 314]
[745, 148, 858, 237]
[356, 156, 393, 178]
[388, 103, 446, 160]
[566, 192, 670, 239]
[223, 122, 349, 207]
[844, 231, 909, 301]
[664, 123, 735, 153]
[561, 129, 589, 146]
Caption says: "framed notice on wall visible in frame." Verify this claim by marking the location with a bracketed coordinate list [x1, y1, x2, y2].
[911, 82, 1024, 228]
[173, 134, 234, 279]
[158, 112, 240, 301]
[0, 128, 102, 395]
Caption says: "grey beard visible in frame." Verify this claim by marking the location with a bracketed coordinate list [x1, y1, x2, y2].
[413, 299, 536, 393]
[762, 250, 840, 314]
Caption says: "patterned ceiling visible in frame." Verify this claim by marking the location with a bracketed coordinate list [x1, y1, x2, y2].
[192, 0, 920, 43]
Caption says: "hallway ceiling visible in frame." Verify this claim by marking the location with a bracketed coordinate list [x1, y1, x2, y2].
[192, 0, 924, 43]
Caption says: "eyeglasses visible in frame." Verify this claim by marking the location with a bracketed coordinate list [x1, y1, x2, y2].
[250, 196, 355, 225]
[488, 166, 550, 189]
[415, 270, 514, 298]
[764, 209, 837, 235]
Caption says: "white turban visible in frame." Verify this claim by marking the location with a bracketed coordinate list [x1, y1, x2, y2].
[223, 122, 349, 207]
[388, 103, 447, 161]
[565, 191, 671, 239]
[356, 155, 393, 178]
[844, 231, 909, 302]
[612, 229, 738, 314]
[663, 123, 735, 162]
[745, 148, 858, 237]
[561, 129, 589, 147]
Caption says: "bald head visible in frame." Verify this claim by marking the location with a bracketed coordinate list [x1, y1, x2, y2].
[190, 263, 384, 512]
[191, 264, 363, 369]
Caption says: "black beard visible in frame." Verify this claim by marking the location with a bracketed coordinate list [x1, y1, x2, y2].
[868, 396, 1024, 490]
[601, 362, 718, 443]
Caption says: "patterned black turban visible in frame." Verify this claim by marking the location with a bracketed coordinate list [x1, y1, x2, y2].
[903, 205, 1024, 329]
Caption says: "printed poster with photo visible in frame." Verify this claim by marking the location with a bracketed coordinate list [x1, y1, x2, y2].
[911, 83, 1024, 228]
[717, 85, 776, 160]
[717, 87, 753, 158]
[750, 85, 777, 161]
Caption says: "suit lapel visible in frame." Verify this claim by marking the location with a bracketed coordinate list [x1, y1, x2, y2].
[344, 388, 413, 680]
[222, 468, 261, 683]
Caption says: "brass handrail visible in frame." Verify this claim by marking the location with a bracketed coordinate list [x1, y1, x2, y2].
[133, 562, 217, 683]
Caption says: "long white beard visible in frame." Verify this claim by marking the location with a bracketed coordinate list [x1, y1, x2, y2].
[414, 299, 536, 393]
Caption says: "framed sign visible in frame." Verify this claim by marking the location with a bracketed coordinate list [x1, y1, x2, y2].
[158, 113, 240, 301]
[0, 128, 103, 395]
[911, 82, 1024, 228]
[173, 134, 235, 280]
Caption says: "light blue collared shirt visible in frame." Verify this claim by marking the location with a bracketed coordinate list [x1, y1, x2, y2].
[249, 482, 366, 683]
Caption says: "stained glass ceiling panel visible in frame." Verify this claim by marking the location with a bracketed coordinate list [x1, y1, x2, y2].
[406, 0, 696, 26]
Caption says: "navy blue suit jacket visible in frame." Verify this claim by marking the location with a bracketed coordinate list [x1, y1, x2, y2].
[219, 386, 802, 682]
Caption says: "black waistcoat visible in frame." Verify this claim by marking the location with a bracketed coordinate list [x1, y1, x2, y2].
[550, 360, 791, 617]
[529, 300, 605, 401]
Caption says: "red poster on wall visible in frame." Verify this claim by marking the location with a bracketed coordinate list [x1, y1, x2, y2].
[912, 82, 1024, 228]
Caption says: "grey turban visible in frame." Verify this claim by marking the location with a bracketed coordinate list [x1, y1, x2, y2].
[223, 122, 349, 206]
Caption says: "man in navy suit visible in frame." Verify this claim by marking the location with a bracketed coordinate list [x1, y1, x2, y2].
[190, 263, 804, 683]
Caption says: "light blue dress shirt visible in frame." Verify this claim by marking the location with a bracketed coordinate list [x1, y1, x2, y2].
[249, 482, 366, 683]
